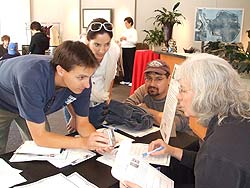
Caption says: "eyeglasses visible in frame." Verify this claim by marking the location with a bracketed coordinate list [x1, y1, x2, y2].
[179, 87, 192, 94]
[87, 22, 113, 33]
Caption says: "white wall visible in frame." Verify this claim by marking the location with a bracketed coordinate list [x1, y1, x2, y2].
[0, 0, 30, 50]
[30, 0, 80, 42]
[80, 0, 135, 40]
[2, 0, 249, 52]
[136, 0, 250, 52]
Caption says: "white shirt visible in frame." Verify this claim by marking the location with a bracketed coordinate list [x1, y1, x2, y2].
[121, 27, 138, 48]
[90, 41, 120, 103]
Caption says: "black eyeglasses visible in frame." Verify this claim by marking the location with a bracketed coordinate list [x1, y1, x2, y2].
[87, 22, 113, 33]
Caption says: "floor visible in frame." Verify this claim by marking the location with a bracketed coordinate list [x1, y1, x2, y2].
[6, 82, 131, 153]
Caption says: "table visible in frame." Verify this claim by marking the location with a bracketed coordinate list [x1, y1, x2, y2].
[130, 50, 159, 95]
[1, 131, 198, 188]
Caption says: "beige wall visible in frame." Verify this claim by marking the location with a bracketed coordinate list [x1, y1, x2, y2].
[136, 0, 250, 52]
[30, 0, 80, 42]
[4, 0, 249, 52]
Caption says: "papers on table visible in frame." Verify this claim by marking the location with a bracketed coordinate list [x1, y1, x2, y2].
[97, 142, 170, 167]
[14, 172, 98, 188]
[10, 141, 96, 168]
[48, 148, 96, 168]
[97, 128, 135, 147]
[111, 140, 174, 188]
[102, 124, 160, 137]
[0, 158, 26, 188]
[160, 64, 180, 143]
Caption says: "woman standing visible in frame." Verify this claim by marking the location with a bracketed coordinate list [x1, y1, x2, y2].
[65, 18, 120, 131]
[120, 17, 138, 87]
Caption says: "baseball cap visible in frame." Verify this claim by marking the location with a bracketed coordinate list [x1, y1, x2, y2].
[8, 42, 17, 55]
[144, 59, 170, 75]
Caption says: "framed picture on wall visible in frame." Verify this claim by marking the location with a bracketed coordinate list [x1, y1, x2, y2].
[82, 8, 113, 28]
[194, 8, 244, 42]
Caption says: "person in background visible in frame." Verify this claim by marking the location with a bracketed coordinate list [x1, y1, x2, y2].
[64, 18, 120, 131]
[0, 42, 20, 60]
[0, 40, 112, 154]
[29, 21, 49, 54]
[125, 59, 192, 135]
[123, 53, 250, 187]
[119, 17, 137, 87]
[0, 35, 10, 57]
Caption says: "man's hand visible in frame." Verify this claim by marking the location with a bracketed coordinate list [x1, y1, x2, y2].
[120, 36, 127, 41]
[66, 116, 77, 133]
[120, 181, 142, 188]
[86, 131, 113, 152]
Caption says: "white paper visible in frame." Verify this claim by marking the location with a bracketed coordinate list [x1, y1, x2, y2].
[102, 125, 160, 137]
[14, 173, 78, 188]
[14, 173, 99, 188]
[67, 172, 99, 188]
[111, 140, 174, 188]
[97, 128, 135, 146]
[10, 141, 96, 169]
[48, 149, 96, 168]
[160, 64, 180, 143]
[0, 158, 27, 188]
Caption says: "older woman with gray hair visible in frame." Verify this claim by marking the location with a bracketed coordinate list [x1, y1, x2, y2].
[122, 53, 250, 188]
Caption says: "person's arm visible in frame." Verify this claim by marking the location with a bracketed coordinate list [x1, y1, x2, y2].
[27, 118, 109, 151]
[125, 85, 146, 105]
[138, 103, 162, 126]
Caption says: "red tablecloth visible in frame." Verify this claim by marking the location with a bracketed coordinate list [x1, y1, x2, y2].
[130, 50, 159, 94]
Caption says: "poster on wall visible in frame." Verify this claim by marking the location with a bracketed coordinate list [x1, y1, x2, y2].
[82, 9, 113, 28]
[194, 8, 244, 42]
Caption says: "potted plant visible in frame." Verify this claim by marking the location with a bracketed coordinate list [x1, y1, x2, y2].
[152, 2, 185, 48]
[204, 41, 250, 74]
[143, 27, 164, 50]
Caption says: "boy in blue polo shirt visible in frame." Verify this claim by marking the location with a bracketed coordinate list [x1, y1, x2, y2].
[0, 40, 111, 154]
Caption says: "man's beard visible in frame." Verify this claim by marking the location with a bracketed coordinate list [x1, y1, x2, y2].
[147, 86, 160, 97]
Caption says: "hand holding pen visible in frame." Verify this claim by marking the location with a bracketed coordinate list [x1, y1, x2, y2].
[142, 146, 164, 157]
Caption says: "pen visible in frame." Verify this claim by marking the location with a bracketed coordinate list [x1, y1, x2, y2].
[14, 152, 56, 157]
[142, 146, 164, 157]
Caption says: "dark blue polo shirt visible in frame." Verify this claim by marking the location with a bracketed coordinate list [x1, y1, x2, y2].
[0, 55, 90, 123]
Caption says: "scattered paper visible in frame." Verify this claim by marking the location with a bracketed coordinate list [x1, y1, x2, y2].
[97, 143, 170, 167]
[0, 158, 26, 188]
[14, 173, 98, 188]
[97, 128, 135, 146]
[101, 125, 160, 137]
[48, 149, 96, 168]
[111, 140, 174, 188]
[10, 141, 96, 168]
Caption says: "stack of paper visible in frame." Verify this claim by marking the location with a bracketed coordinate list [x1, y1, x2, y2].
[111, 140, 174, 188]
[97, 142, 170, 167]
[0, 158, 26, 188]
[10, 141, 96, 168]
[14, 172, 98, 188]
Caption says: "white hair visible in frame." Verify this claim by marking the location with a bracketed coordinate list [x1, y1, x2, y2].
[176, 53, 250, 126]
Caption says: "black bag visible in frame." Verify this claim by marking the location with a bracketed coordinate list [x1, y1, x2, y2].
[104, 100, 154, 131]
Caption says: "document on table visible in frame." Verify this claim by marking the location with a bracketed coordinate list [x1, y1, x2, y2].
[97, 142, 170, 167]
[0, 158, 26, 188]
[97, 128, 135, 146]
[102, 124, 160, 137]
[160, 64, 180, 143]
[14, 172, 99, 188]
[48, 148, 96, 168]
[111, 140, 174, 188]
[10, 141, 96, 168]
[10, 141, 67, 162]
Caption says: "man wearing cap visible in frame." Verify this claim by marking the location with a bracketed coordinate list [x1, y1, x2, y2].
[0, 42, 20, 60]
[125, 59, 193, 135]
